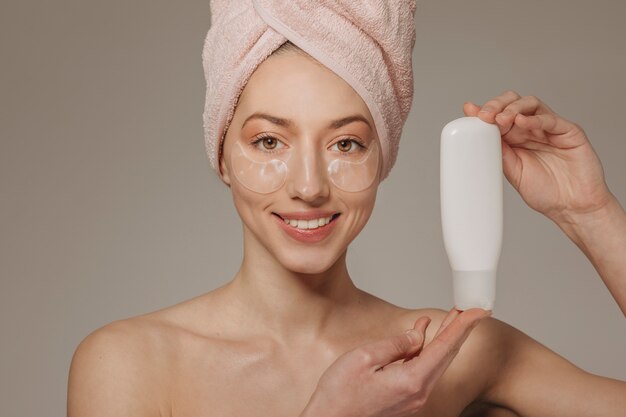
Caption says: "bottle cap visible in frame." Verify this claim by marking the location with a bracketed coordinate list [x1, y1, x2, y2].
[453, 270, 496, 310]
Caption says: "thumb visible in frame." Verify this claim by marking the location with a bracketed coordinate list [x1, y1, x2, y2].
[363, 316, 431, 369]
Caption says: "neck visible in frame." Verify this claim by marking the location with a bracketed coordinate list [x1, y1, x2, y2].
[223, 225, 364, 348]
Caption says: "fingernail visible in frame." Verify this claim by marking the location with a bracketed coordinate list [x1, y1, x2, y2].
[479, 106, 494, 113]
[416, 316, 432, 330]
[404, 329, 420, 344]
[496, 110, 514, 119]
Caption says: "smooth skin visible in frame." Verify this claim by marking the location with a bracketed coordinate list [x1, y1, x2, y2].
[67, 51, 626, 417]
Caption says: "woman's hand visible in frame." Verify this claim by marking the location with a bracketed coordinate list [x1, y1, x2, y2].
[465, 91, 626, 315]
[464, 90, 614, 224]
[299, 308, 490, 417]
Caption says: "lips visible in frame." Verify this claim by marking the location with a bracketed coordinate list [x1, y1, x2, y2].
[272, 212, 341, 243]
[273, 210, 341, 221]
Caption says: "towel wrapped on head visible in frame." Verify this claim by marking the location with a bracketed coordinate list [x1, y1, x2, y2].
[202, 0, 417, 183]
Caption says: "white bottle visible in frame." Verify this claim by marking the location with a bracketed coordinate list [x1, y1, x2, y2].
[440, 116, 503, 311]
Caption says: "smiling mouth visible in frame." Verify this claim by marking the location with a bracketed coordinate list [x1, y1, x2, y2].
[272, 212, 341, 230]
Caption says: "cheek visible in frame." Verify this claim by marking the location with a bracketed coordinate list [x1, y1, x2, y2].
[230, 183, 269, 227]
[349, 181, 379, 207]
[358, 193, 377, 224]
[338, 187, 379, 226]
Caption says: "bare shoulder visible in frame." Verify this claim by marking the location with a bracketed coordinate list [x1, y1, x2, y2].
[67, 287, 225, 414]
[69, 289, 225, 374]
[67, 288, 238, 416]
[67, 315, 172, 416]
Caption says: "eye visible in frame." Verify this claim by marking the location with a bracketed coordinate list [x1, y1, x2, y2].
[330, 138, 366, 154]
[250, 134, 286, 153]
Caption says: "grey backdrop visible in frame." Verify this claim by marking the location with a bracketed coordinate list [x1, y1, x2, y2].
[1, 1, 625, 416]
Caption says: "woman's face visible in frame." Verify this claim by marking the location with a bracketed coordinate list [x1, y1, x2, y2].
[220, 51, 382, 274]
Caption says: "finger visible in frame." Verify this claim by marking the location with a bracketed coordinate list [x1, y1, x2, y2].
[501, 140, 523, 191]
[500, 95, 553, 117]
[465, 99, 514, 137]
[406, 309, 490, 385]
[435, 307, 492, 339]
[515, 112, 582, 138]
[434, 308, 460, 339]
[413, 315, 432, 332]
[402, 316, 432, 363]
[463, 101, 481, 117]
[363, 316, 431, 369]
[495, 95, 553, 134]
[476, 90, 521, 123]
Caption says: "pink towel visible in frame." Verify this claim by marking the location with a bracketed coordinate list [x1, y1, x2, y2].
[202, 0, 417, 183]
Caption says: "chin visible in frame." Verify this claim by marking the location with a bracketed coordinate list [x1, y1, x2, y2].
[276, 247, 342, 275]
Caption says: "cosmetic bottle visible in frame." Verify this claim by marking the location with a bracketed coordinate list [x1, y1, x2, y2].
[440, 116, 503, 310]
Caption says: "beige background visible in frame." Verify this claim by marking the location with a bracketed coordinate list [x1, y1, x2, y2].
[1, 0, 625, 416]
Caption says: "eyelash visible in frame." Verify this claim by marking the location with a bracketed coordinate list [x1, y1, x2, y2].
[250, 133, 367, 154]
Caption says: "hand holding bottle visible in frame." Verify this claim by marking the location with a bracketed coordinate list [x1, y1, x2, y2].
[299, 308, 491, 417]
[463, 90, 614, 225]
[464, 91, 626, 315]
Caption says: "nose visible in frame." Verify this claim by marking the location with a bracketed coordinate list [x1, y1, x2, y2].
[285, 143, 330, 203]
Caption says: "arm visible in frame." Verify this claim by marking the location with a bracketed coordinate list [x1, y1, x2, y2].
[476, 317, 626, 417]
[552, 193, 626, 315]
[67, 320, 163, 417]
[460, 93, 626, 415]
[464, 91, 625, 316]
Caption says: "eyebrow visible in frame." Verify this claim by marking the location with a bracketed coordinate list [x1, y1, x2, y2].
[241, 112, 372, 131]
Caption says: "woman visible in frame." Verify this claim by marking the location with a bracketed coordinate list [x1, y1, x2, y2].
[67, 5, 626, 417]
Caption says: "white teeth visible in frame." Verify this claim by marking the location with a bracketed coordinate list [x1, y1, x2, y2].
[282, 215, 336, 230]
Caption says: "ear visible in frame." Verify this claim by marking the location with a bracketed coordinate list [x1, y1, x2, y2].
[219, 153, 232, 187]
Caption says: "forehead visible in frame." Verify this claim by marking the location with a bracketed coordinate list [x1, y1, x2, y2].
[235, 53, 373, 126]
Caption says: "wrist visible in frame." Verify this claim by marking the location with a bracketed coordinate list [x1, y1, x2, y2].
[554, 193, 625, 242]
